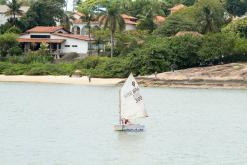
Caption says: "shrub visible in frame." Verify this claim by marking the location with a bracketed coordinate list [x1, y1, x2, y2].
[75, 56, 109, 69]
[8, 46, 23, 56]
[0, 33, 19, 57]
[198, 33, 236, 63]
[3, 64, 30, 75]
[7, 54, 53, 64]
[24, 63, 74, 75]
[0, 62, 11, 74]
[222, 18, 247, 38]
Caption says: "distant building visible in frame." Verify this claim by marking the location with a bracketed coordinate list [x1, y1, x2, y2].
[70, 13, 138, 35]
[169, 4, 186, 14]
[121, 14, 138, 31]
[0, 5, 29, 25]
[17, 26, 98, 58]
[64, 0, 79, 12]
[154, 16, 166, 26]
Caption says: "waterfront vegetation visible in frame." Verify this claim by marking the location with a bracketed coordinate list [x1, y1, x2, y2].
[0, 0, 247, 77]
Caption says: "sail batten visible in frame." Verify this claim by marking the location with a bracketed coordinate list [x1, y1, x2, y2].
[120, 73, 148, 120]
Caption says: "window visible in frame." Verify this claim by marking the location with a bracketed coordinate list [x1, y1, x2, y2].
[30, 35, 50, 38]
[65, 45, 70, 47]
[72, 45, 78, 47]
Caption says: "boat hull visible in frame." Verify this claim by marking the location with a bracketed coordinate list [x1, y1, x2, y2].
[114, 124, 145, 132]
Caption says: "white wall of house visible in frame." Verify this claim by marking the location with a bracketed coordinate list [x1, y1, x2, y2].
[71, 23, 99, 35]
[53, 34, 89, 54]
[61, 38, 88, 54]
[51, 34, 88, 54]
[0, 14, 8, 25]
[18, 34, 31, 38]
[125, 24, 137, 31]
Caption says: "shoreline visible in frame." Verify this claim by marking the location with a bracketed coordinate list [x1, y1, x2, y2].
[0, 75, 124, 86]
[0, 75, 247, 90]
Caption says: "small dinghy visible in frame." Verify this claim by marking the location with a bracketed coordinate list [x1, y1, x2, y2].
[114, 73, 148, 132]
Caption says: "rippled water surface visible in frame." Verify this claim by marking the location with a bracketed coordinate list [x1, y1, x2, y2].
[0, 82, 247, 165]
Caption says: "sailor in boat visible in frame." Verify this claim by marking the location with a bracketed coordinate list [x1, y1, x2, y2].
[121, 118, 131, 125]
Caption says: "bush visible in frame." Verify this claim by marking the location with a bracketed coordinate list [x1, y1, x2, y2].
[3, 64, 30, 75]
[7, 53, 53, 64]
[8, 46, 23, 56]
[5, 26, 21, 34]
[25, 63, 74, 75]
[75, 56, 109, 69]
[0, 33, 19, 57]
[74, 56, 130, 78]
[222, 18, 247, 38]
[0, 61, 74, 75]
[90, 58, 129, 78]
[198, 33, 236, 63]
[0, 62, 11, 74]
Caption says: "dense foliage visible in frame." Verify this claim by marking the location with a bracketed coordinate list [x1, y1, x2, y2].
[222, 18, 247, 38]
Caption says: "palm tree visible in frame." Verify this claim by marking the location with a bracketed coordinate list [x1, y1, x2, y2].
[5, 0, 24, 26]
[60, 11, 75, 31]
[200, 5, 215, 33]
[77, 7, 96, 55]
[79, 8, 95, 39]
[98, 2, 125, 58]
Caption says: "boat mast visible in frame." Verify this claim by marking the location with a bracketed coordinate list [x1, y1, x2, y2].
[119, 89, 121, 125]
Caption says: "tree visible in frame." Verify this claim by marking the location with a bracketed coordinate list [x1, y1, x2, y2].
[5, 0, 24, 26]
[77, 2, 97, 39]
[0, 33, 19, 57]
[195, 0, 226, 34]
[154, 13, 197, 36]
[0, 0, 6, 5]
[59, 11, 75, 31]
[200, 5, 216, 33]
[98, 2, 125, 57]
[223, 0, 247, 16]
[222, 17, 247, 38]
[20, 0, 65, 30]
[198, 33, 236, 63]
[122, 0, 166, 32]
[166, 34, 203, 69]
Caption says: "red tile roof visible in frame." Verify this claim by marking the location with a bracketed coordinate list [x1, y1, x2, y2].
[17, 38, 65, 43]
[169, 4, 186, 14]
[53, 33, 93, 41]
[121, 14, 137, 20]
[154, 16, 166, 24]
[124, 19, 137, 25]
[27, 26, 64, 33]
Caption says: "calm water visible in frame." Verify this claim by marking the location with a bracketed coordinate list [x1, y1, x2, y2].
[0, 82, 247, 165]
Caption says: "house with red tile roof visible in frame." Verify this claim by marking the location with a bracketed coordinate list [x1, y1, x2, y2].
[17, 26, 100, 58]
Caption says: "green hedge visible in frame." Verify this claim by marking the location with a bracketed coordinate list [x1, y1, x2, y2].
[0, 62, 74, 75]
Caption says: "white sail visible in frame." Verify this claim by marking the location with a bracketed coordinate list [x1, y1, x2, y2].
[120, 73, 148, 120]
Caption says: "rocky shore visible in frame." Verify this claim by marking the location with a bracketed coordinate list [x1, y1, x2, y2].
[135, 63, 247, 89]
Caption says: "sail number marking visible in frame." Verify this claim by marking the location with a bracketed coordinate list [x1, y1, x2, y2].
[123, 87, 142, 103]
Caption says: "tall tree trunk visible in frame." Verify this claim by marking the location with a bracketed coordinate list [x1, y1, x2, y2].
[88, 22, 91, 56]
[110, 30, 114, 58]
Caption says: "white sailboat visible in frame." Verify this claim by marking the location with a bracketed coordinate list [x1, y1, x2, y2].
[114, 73, 148, 131]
